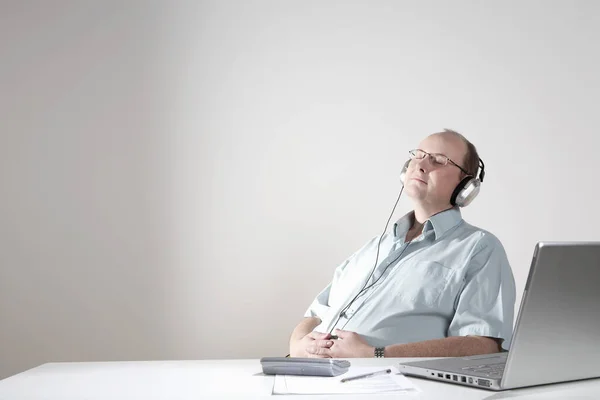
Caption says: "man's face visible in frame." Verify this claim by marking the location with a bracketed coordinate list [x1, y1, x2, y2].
[404, 134, 468, 208]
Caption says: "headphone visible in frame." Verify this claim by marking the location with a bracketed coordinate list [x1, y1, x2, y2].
[400, 157, 486, 207]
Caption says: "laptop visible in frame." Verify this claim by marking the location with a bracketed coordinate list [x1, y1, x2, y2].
[398, 242, 600, 391]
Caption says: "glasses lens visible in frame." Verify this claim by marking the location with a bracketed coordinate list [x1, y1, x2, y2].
[432, 154, 448, 166]
[410, 149, 426, 159]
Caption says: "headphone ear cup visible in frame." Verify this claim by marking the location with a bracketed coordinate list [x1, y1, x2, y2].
[451, 177, 481, 207]
[399, 159, 411, 185]
[451, 177, 472, 206]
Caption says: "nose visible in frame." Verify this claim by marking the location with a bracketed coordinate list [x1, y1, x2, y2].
[412, 156, 429, 174]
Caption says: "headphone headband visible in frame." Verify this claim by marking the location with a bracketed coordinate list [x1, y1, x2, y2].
[478, 158, 485, 182]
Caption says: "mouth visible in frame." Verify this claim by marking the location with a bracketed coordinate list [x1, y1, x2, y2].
[411, 178, 427, 184]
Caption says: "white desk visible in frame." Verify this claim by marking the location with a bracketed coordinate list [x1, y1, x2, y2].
[1, 358, 599, 399]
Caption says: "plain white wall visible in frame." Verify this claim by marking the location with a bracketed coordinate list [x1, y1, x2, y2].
[1, 0, 599, 379]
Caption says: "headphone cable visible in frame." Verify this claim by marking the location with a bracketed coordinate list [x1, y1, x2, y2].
[327, 184, 407, 335]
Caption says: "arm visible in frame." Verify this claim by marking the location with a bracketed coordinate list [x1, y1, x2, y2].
[307, 329, 500, 358]
[289, 317, 333, 358]
[382, 335, 501, 357]
[290, 317, 321, 343]
[289, 281, 335, 358]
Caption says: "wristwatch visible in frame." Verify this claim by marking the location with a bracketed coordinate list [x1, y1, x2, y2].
[374, 347, 385, 358]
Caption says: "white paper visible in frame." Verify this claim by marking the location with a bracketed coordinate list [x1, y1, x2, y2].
[273, 366, 420, 395]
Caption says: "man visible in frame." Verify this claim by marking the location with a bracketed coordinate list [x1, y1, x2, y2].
[289, 129, 516, 358]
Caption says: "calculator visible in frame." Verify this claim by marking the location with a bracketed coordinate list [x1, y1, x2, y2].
[260, 357, 351, 377]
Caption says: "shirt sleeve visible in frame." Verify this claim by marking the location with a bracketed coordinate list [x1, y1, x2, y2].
[304, 282, 333, 318]
[303, 236, 379, 319]
[448, 234, 517, 350]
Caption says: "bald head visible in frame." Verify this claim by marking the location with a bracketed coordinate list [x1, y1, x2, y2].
[431, 129, 479, 177]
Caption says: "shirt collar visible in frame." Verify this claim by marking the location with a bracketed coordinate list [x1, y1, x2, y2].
[393, 206, 463, 240]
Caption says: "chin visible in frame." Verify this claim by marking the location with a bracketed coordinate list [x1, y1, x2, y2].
[404, 187, 426, 201]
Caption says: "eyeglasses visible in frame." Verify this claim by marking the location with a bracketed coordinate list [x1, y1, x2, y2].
[408, 149, 469, 175]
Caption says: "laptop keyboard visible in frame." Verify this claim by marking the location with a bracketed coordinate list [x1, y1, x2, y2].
[462, 363, 505, 378]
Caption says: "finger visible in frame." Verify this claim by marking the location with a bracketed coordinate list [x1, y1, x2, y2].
[307, 331, 331, 340]
[334, 329, 351, 339]
[314, 339, 334, 348]
[306, 345, 332, 357]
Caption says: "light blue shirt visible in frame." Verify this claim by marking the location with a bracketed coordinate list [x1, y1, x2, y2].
[305, 207, 516, 350]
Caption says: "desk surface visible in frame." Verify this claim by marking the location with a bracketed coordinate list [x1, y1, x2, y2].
[1, 358, 599, 399]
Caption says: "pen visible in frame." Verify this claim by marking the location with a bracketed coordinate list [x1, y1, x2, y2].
[340, 368, 392, 383]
